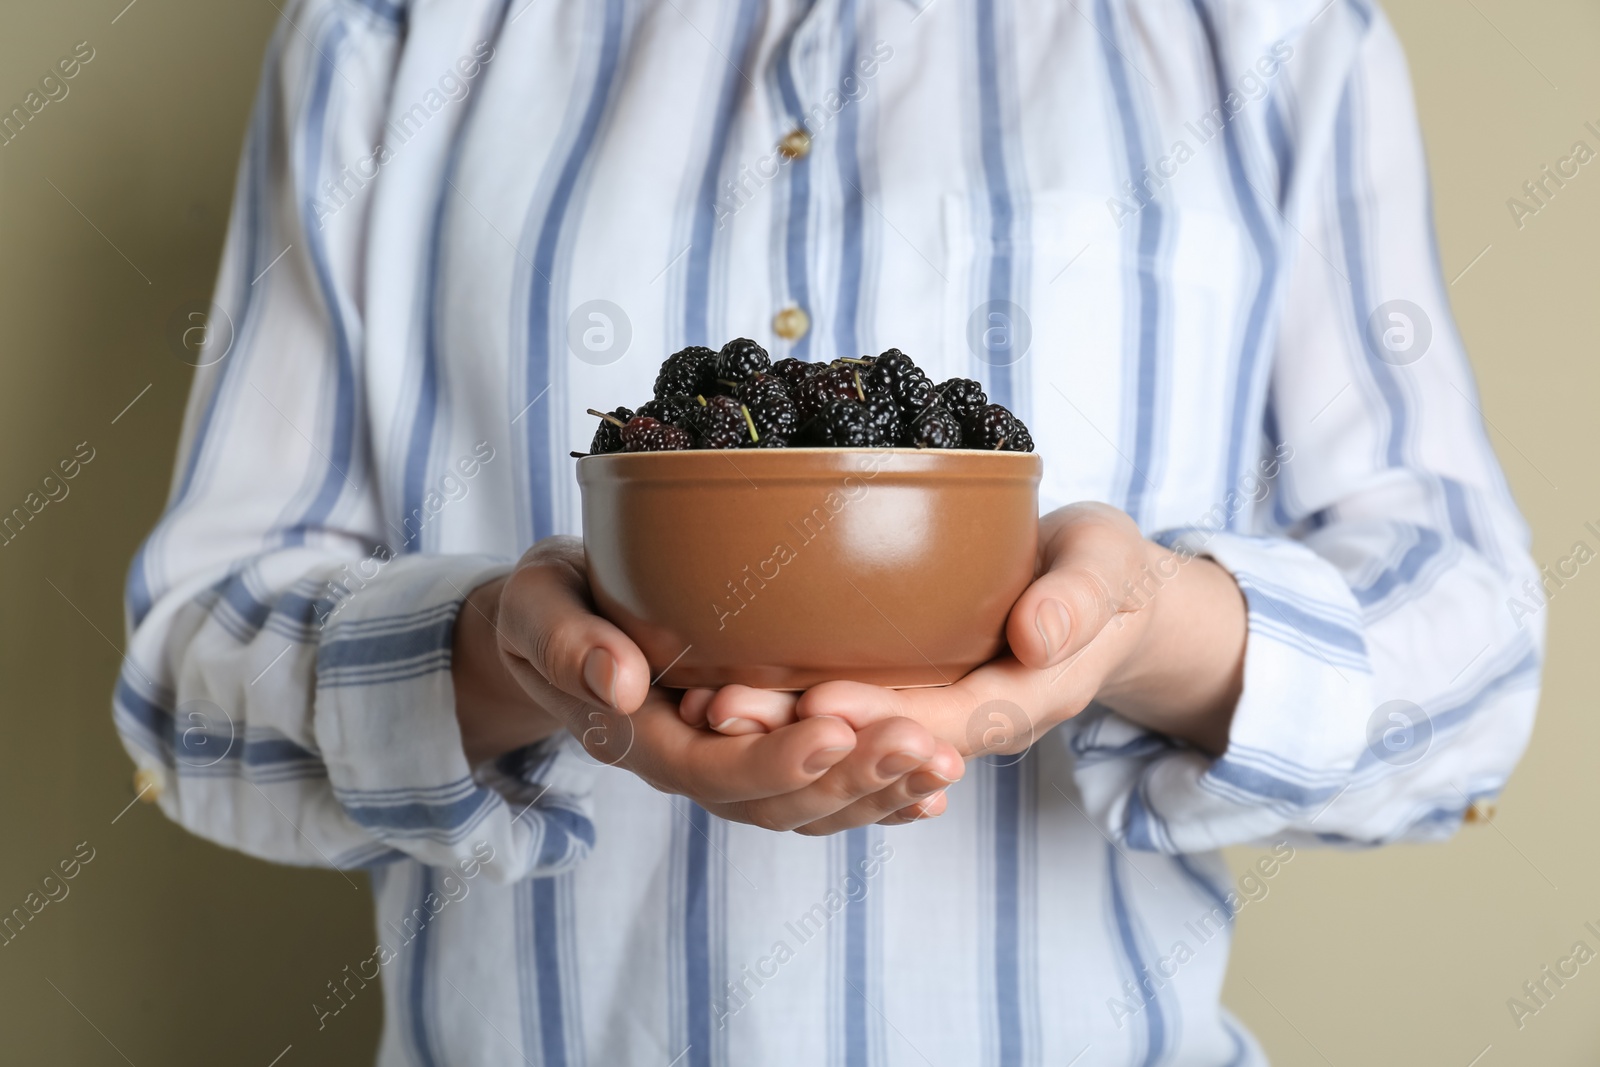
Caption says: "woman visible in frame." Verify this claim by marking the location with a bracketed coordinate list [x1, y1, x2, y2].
[117, 0, 1541, 1062]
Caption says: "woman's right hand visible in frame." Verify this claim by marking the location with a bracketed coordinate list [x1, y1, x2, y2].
[452, 536, 964, 833]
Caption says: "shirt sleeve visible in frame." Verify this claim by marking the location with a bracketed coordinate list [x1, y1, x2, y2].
[113, 0, 596, 884]
[1062, 7, 1543, 852]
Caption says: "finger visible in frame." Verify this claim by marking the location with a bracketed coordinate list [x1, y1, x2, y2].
[798, 663, 1078, 760]
[497, 656, 648, 758]
[793, 742, 965, 835]
[678, 688, 715, 728]
[734, 718, 945, 832]
[703, 685, 799, 735]
[1007, 504, 1148, 670]
[880, 789, 951, 825]
[625, 700, 859, 804]
[795, 679, 964, 732]
[497, 536, 652, 713]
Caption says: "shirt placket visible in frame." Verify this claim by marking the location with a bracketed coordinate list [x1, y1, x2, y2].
[766, 0, 836, 358]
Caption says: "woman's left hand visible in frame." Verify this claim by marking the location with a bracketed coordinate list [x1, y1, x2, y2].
[681, 502, 1249, 824]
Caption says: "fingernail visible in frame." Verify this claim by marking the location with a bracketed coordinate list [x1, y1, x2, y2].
[907, 771, 950, 797]
[804, 746, 853, 774]
[875, 751, 922, 778]
[713, 717, 764, 736]
[583, 648, 617, 708]
[1036, 598, 1070, 658]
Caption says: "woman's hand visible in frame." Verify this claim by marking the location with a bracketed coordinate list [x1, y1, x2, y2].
[687, 503, 1248, 813]
[452, 536, 964, 833]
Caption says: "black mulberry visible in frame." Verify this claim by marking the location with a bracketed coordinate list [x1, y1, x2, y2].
[654, 346, 717, 399]
[715, 337, 771, 383]
[621, 416, 692, 452]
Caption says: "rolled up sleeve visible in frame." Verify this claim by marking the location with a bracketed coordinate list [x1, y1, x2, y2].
[1061, 7, 1543, 852]
[113, 0, 595, 884]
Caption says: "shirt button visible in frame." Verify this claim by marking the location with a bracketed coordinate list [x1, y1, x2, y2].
[772, 305, 810, 340]
[133, 766, 163, 803]
[778, 128, 811, 160]
[1463, 801, 1496, 825]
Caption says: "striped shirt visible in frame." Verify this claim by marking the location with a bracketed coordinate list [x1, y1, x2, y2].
[114, 0, 1543, 1063]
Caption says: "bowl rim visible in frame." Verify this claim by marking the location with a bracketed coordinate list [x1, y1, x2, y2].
[575, 446, 1042, 485]
[574, 446, 1041, 460]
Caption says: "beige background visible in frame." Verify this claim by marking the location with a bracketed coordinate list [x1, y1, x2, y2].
[0, 0, 1593, 1062]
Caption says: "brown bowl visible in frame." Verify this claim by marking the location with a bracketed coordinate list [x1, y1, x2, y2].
[577, 448, 1041, 689]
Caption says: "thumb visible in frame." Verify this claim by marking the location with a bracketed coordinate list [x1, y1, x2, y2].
[1006, 504, 1151, 670]
[498, 537, 653, 713]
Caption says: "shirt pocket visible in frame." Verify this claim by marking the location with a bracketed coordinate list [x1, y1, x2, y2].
[941, 188, 1249, 514]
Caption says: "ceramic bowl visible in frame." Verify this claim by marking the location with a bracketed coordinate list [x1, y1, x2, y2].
[577, 448, 1041, 689]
